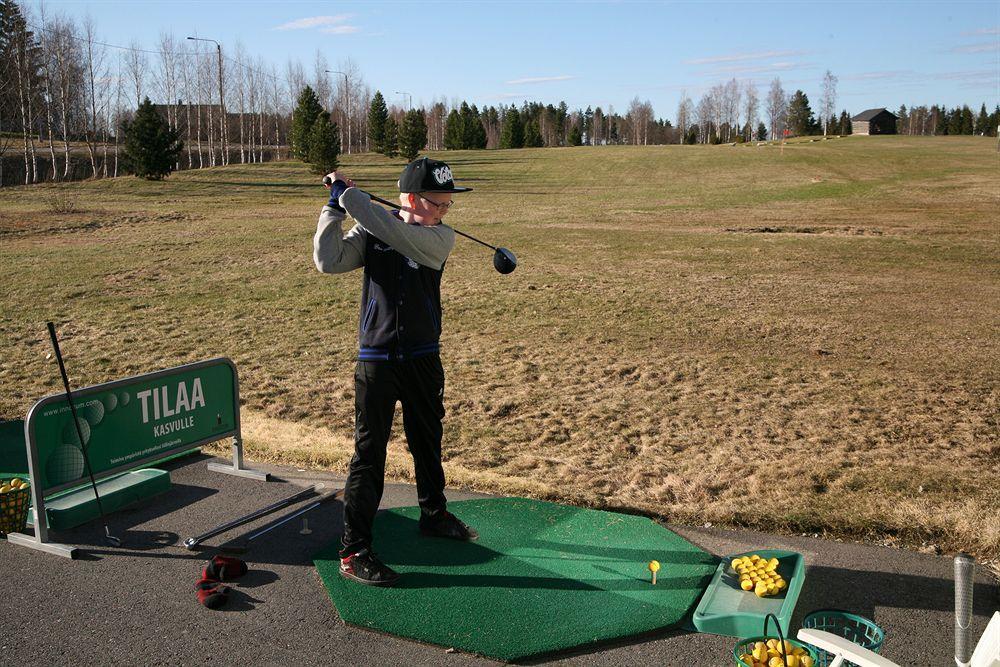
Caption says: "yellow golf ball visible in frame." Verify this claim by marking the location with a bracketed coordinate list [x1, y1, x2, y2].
[648, 560, 660, 573]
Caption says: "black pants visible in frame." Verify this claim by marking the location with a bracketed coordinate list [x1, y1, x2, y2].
[340, 354, 447, 557]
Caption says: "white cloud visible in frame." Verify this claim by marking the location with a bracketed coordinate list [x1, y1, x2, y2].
[274, 15, 351, 31]
[320, 25, 360, 35]
[700, 61, 808, 76]
[962, 27, 1000, 36]
[684, 50, 807, 65]
[842, 71, 913, 81]
[952, 42, 1000, 54]
[505, 75, 575, 85]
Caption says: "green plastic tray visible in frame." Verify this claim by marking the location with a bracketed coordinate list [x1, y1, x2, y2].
[28, 468, 171, 531]
[692, 549, 806, 638]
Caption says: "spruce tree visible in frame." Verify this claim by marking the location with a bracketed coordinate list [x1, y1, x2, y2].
[499, 106, 524, 149]
[568, 124, 583, 146]
[398, 109, 428, 160]
[307, 113, 340, 174]
[756, 122, 768, 141]
[122, 97, 183, 180]
[383, 116, 398, 158]
[457, 102, 475, 149]
[948, 107, 963, 135]
[290, 86, 323, 161]
[974, 103, 989, 135]
[367, 91, 389, 154]
[786, 91, 817, 136]
[989, 106, 1000, 137]
[960, 105, 975, 135]
[933, 106, 948, 135]
[444, 109, 463, 149]
[523, 120, 543, 147]
[467, 104, 487, 148]
[839, 110, 851, 135]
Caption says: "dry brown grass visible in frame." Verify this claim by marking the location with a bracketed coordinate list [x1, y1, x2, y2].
[2, 137, 997, 561]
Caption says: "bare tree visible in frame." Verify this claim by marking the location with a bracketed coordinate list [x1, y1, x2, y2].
[49, 16, 81, 178]
[285, 59, 306, 103]
[179, 45, 195, 168]
[111, 52, 124, 176]
[626, 97, 653, 145]
[36, 3, 59, 180]
[81, 15, 108, 177]
[233, 42, 248, 163]
[157, 33, 179, 132]
[820, 70, 838, 135]
[198, 50, 215, 166]
[125, 39, 147, 108]
[11, 2, 40, 183]
[676, 92, 693, 141]
[723, 78, 741, 142]
[766, 77, 787, 142]
[696, 91, 714, 144]
[743, 81, 759, 141]
[268, 62, 283, 160]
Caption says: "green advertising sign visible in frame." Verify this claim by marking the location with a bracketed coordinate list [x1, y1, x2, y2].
[26, 359, 238, 494]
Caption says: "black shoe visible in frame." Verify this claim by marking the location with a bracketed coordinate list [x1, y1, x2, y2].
[419, 510, 478, 541]
[339, 549, 400, 587]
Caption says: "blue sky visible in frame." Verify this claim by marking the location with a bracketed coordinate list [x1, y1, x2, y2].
[30, 1, 1000, 118]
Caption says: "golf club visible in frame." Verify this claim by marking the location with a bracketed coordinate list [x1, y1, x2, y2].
[46, 322, 122, 548]
[183, 483, 323, 549]
[220, 487, 344, 554]
[322, 176, 517, 274]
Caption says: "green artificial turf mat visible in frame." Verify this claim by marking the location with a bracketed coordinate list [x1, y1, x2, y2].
[314, 497, 718, 661]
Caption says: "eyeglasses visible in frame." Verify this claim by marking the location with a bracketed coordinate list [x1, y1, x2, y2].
[419, 195, 454, 212]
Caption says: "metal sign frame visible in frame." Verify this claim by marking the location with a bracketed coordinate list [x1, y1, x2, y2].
[7, 357, 267, 558]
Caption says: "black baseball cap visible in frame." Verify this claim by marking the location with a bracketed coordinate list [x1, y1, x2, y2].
[398, 157, 472, 193]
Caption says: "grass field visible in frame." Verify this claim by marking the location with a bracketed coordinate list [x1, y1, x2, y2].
[1, 136, 997, 561]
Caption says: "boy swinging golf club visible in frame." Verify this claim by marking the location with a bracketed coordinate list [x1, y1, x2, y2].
[314, 157, 478, 587]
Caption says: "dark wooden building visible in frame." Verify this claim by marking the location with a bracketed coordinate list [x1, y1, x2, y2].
[851, 108, 898, 135]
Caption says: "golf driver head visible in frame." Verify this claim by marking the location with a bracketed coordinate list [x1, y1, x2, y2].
[493, 248, 517, 274]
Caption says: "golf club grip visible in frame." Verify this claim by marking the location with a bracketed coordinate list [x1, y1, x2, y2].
[322, 177, 401, 210]
[183, 484, 321, 548]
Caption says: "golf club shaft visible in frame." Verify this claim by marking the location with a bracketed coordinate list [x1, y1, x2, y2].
[222, 488, 343, 553]
[324, 179, 503, 253]
[183, 484, 321, 549]
[46, 322, 119, 546]
[360, 190, 498, 250]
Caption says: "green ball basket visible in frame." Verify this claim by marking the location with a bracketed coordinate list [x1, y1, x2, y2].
[733, 613, 820, 666]
[0, 478, 31, 535]
[801, 609, 884, 667]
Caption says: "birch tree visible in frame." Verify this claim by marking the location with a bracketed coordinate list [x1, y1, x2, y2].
[766, 77, 787, 142]
[819, 70, 838, 135]
[125, 39, 147, 108]
[743, 82, 759, 141]
[676, 92, 693, 141]
[82, 15, 107, 177]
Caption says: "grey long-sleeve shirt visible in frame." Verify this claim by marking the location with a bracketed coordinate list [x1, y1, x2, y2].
[313, 187, 456, 273]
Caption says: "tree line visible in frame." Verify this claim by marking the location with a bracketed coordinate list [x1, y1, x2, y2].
[4, 0, 997, 187]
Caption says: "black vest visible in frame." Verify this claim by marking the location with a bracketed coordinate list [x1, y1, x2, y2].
[357, 224, 444, 361]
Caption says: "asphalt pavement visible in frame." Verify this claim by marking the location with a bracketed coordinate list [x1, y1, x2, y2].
[2, 453, 996, 665]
